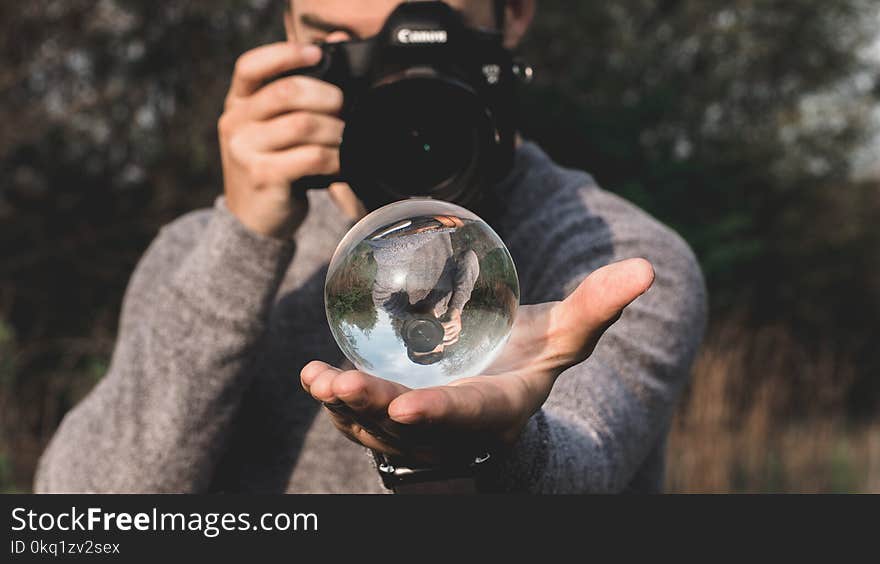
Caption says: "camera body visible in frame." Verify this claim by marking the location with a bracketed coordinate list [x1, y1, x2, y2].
[289, 1, 525, 211]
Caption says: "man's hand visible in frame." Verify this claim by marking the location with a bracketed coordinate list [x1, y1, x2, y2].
[219, 42, 345, 238]
[441, 308, 462, 346]
[301, 258, 656, 465]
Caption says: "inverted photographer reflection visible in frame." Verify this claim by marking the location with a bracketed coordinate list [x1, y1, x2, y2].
[367, 215, 480, 365]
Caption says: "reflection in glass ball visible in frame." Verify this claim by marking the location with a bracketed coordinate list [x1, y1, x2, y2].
[325, 199, 519, 389]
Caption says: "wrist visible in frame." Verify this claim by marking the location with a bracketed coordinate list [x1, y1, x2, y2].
[226, 201, 307, 241]
[372, 450, 501, 494]
[224, 187, 308, 240]
[163, 196, 297, 328]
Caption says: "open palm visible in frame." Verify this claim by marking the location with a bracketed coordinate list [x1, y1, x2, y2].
[301, 258, 655, 465]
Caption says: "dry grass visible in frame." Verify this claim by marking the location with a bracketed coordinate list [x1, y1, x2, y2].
[666, 317, 880, 493]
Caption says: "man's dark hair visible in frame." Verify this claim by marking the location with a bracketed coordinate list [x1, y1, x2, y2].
[492, 0, 506, 29]
[283, 1, 508, 30]
[407, 347, 445, 365]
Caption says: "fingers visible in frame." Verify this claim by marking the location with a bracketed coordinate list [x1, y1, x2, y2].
[239, 112, 345, 152]
[561, 258, 655, 328]
[300, 361, 414, 455]
[242, 76, 344, 121]
[227, 144, 340, 187]
[301, 361, 410, 420]
[388, 380, 516, 430]
[300, 360, 339, 394]
[303, 367, 530, 464]
[269, 144, 340, 179]
[331, 370, 411, 414]
[548, 258, 654, 364]
[219, 42, 341, 242]
[228, 42, 323, 100]
[327, 182, 367, 219]
[441, 321, 461, 345]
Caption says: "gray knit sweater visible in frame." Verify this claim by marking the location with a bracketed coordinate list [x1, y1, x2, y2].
[35, 140, 707, 493]
[369, 228, 479, 320]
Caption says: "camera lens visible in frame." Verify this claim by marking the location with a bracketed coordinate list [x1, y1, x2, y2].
[381, 99, 477, 194]
[342, 75, 491, 208]
[402, 317, 445, 353]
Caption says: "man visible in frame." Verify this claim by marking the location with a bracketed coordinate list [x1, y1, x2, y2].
[367, 214, 478, 365]
[35, 0, 707, 493]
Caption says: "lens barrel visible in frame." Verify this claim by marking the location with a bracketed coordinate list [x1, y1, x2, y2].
[341, 72, 494, 210]
[402, 316, 445, 353]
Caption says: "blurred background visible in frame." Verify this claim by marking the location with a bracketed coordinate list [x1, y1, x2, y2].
[1, 0, 879, 492]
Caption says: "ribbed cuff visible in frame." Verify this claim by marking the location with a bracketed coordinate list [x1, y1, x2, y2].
[166, 196, 297, 329]
[493, 410, 552, 492]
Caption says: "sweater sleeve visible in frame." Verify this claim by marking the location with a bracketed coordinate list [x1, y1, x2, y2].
[493, 185, 708, 493]
[448, 249, 480, 313]
[34, 197, 296, 493]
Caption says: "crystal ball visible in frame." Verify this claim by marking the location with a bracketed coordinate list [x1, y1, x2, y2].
[325, 199, 520, 389]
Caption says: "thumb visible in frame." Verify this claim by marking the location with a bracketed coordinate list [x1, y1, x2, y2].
[551, 258, 655, 360]
[328, 182, 367, 220]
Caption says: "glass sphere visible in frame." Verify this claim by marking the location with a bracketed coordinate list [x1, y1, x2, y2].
[325, 199, 519, 388]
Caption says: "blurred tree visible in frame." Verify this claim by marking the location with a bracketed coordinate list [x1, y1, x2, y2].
[516, 0, 880, 412]
[519, 0, 879, 313]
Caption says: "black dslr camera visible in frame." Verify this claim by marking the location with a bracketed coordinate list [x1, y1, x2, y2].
[288, 1, 530, 211]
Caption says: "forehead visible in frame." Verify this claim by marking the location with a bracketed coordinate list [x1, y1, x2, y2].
[292, 0, 492, 34]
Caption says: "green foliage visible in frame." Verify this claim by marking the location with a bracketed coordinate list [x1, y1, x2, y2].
[0, 320, 15, 388]
[480, 248, 518, 293]
[0, 320, 17, 493]
[451, 222, 519, 308]
[829, 439, 860, 493]
[326, 242, 378, 333]
[0, 453, 13, 494]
